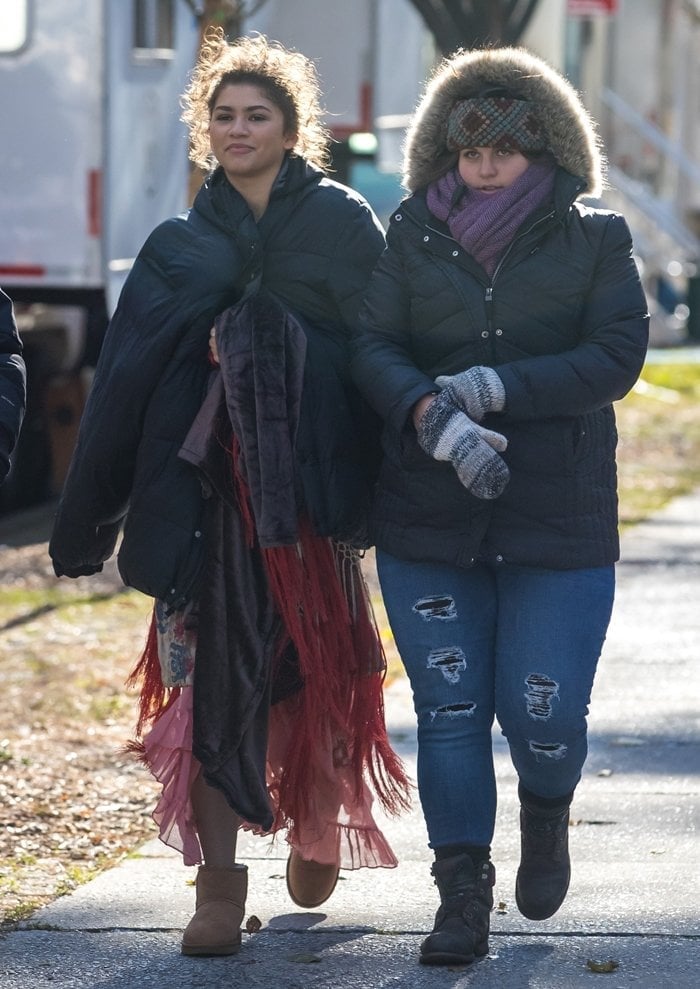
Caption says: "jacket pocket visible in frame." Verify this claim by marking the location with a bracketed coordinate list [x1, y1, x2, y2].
[570, 409, 615, 474]
[117, 507, 205, 610]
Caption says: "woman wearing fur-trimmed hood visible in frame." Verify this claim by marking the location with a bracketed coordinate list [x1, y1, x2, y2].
[403, 45, 604, 195]
[352, 46, 649, 968]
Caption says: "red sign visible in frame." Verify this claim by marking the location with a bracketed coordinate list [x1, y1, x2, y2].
[567, 0, 618, 14]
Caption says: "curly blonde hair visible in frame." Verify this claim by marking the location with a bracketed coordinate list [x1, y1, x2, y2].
[181, 28, 331, 172]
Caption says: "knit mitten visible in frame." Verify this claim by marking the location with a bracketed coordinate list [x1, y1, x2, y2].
[435, 366, 505, 423]
[417, 391, 509, 500]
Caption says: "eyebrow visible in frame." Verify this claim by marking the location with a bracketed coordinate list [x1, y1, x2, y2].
[212, 103, 272, 113]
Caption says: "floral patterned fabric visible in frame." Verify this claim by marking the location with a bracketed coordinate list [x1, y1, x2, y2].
[153, 599, 197, 688]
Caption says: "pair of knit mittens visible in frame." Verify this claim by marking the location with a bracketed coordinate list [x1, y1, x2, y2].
[417, 366, 508, 500]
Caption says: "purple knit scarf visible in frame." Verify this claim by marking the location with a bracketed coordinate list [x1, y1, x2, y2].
[426, 159, 557, 275]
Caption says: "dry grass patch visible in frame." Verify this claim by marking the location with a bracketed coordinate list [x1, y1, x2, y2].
[0, 559, 157, 926]
[616, 362, 700, 526]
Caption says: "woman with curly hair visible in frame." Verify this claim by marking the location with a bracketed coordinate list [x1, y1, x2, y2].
[49, 29, 408, 956]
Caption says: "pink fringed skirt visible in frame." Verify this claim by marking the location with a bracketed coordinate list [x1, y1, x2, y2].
[141, 597, 401, 870]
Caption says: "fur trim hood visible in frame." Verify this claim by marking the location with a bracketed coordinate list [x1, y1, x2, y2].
[403, 47, 604, 197]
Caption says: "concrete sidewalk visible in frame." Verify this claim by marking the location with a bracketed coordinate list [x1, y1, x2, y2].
[1, 493, 699, 988]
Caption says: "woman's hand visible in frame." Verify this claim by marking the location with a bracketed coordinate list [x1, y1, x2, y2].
[209, 326, 219, 365]
[412, 392, 438, 430]
[415, 390, 509, 500]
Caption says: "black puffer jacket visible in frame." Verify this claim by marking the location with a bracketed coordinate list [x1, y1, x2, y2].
[49, 157, 385, 609]
[0, 288, 26, 484]
[351, 48, 649, 571]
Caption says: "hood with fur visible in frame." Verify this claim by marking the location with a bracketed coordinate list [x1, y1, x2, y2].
[403, 47, 604, 197]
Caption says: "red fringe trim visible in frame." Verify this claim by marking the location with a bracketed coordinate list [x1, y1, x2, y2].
[126, 616, 181, 739]
[262, 518, 410, 827]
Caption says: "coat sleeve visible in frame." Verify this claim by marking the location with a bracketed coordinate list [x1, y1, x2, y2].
[49, 223, 212, 577]
[326, 199, 386, 328]
[495, 213, 650, 420]
[350, 224, 438, 432]
[0, 288, 26, 485]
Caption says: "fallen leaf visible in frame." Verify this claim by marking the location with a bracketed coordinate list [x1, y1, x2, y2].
[586, 958, 620, 973]
[288, 952, 322, 964]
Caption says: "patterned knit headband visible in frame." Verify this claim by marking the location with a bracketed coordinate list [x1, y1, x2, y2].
[446, 96, 546, 153]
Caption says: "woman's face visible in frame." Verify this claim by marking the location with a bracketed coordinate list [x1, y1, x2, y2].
[458, 146, 530, 193]
[208, 83, 296, 188]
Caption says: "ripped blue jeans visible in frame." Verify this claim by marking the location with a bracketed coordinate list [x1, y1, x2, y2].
[376, 550, 615, 849]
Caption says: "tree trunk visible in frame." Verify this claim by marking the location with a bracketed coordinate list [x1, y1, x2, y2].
[186, 2, 245, 204]
[196, 0, 243, 41]
[406, 0, 542, 54]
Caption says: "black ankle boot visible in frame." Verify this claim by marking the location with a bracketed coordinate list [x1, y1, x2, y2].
[420, 853, 495, 966]
[515, 795, 571, 920]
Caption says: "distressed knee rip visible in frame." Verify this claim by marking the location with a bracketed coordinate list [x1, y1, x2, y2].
[430, 701, 476, 721]
[414, 594, 470, 717]
[412, 594, 457, 622]
[528, 740, 568, 760]
[427, 646, 467, 684]
[524, 672, 559, 721]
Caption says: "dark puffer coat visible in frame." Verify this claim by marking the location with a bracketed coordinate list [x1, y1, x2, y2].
[0, 287, 26, 484]
[351, 48, 649, 571]
[49, 157, 385, 609]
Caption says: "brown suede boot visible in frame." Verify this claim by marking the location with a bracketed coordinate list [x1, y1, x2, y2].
[286, 850, 340, 909]
[181, 865, 248, 956]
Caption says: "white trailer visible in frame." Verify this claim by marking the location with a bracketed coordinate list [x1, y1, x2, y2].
[0, 0, 198, 508]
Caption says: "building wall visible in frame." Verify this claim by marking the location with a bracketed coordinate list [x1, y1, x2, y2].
[522, 0, 567, 66]
[243, 0, 375, 134]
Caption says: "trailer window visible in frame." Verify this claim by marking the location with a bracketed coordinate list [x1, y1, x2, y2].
[0, 0, 28, 54]
[133, 0, 174, 52]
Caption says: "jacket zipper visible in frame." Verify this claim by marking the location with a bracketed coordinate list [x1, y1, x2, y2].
[422, 202, 562, 331]
[485, 209, 556, 331]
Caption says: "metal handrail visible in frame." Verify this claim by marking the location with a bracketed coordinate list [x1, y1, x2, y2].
[606, 166, 700, 259]
[601, 88, 700, 187]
